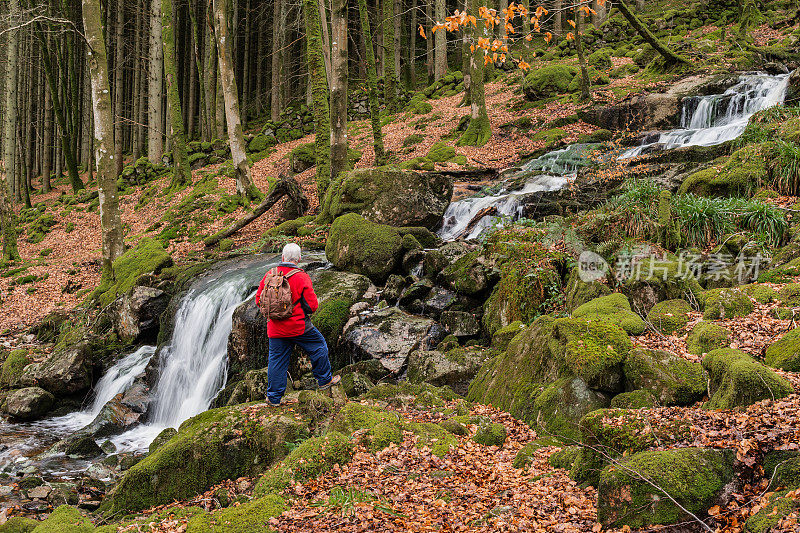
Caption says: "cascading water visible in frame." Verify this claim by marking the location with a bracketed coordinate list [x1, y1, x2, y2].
[621, 72, 790, 158]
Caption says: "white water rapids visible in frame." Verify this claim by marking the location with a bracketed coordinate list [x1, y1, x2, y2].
[439, 72, 792, 240]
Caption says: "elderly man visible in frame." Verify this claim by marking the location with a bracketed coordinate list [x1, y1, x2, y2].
[255, 242, 339, 405]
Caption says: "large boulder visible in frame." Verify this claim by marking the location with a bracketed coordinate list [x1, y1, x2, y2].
[113, 286, 170, 343]
[578, 93, 680, 131]
[343, 306, 442, 374]
[226, 297, 269, 380]
[523, 65, 578, 100]
[320, 168, 453, 229]
[407, 346, 487, 395]
[623, 348, 707, 406]
[621, 257, 703, 313]
[572, 293, 646, 336]
[597, 448, 736, 528]
[1, 349, 31, 388]
[105, 403, 307, 513]
[687, 321, 731, 355]
[325, 214, 404, 283]
[765, 327, 800, 372]
[22, 343, 92, 396]
[1, 387, 54, 421]
[308, 270, 373, 305]
[786, 68, 800, 106]
[703, 348, 793, 409]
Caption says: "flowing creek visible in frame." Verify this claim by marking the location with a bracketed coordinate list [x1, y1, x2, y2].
[439, 71, 792, 240]
[0, 72, 793, 500]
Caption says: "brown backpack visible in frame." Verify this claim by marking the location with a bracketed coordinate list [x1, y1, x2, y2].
[258, 268, 302, 320]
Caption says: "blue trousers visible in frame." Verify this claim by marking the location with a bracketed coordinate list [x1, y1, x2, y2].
[267, 326, 332, 404]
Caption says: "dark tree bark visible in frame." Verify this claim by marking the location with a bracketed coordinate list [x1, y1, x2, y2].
[615, 0, 689, 65]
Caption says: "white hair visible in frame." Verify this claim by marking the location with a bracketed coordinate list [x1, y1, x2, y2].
[282, 242, 302, 263]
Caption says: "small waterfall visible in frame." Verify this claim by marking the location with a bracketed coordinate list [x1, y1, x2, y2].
[622, 73, 790, 158]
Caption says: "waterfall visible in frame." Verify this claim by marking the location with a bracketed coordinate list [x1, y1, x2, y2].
[621, 73, 790, 158]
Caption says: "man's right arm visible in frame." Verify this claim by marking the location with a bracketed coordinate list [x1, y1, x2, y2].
[255, 274, 267, 306]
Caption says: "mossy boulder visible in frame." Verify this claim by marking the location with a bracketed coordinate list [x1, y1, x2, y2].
[701, 288, 754, 320]
[572, 293, 646, 336]
[472, 422, 507, 447]
[622, 258, 702, 313]
[1, 349, 31, 388]
[744, 490, 800, 533]
[623, 349, 707, 406]
[769, 456, 800, 491]
[490, 321, 526, 351]
[779, 283, 800, 306]
[549, 445, 580, 470]
[765, 327, 800, 371]
[645, 299, 692, 335]
[406, 347, 487, 395]
[564, 267, 612, 312]
[328, 401, 395, 435]
[687, 321, 731, 355]
[609, 389, 659, 408]
[679, 145, 766, 197]
[186, 493, 287, 532]
[531, 377, 610, 441]
[439, 250, 494, 296]
[320, 168, 453, 229]
[106, 403, 307, 513]
[325, 213, 403, 283]
[597, 448, 735, 528]
[91, 238, 173, 307]
[406, 421, 458, 456]
[741, 283, 777, 304]
[523, 65, 578, 100]
[289, 142, 316, 173]
[702, 348, 793, 409]
[0, 517, 38, 533]
[31, 505, 94, 533]
[339, 372, 374, 398]
[21, 343, 92, 397]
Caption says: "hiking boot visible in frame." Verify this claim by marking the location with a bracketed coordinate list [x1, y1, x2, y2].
[267, 400, 281, 407]
[318, 375, 341, 390]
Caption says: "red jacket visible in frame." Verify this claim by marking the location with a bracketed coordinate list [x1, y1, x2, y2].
[255, 264, 319, 338]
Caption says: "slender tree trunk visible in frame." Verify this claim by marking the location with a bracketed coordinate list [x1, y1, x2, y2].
[458, 0, 471, 106]
[458, 0, 490, 146]
[213, 0, 255, 195]
[162, 0, 192, 187]
[317, 0, 332, 81]
[82, 0, 126, 276]
[133, 2, 145, 159]
[188, 29, 198, 139]
[575, 8, 591, 102]
[394, 0, 401, 77]
[114, 0, 125, 176]
[356, 0, 385, 165]
[425, 0, 434, 83]
[303, 0, 331, 196]
[522, 0, 530, 43]
[271, 0, 284, 121]
[42, 84, 53, 192]
[616, 0, 688, 64]
[409, 0, 417, 88]
[554, 0, 562, 35]
[1, 0, 20, 260]
[383, 0, 397, 111]
[254, 18, 265, 115]
[434, 0, 446, 79]
[240, 0, 252, 129]
[189, 0, 208, 141]
[330, 0, 348, 181]
[148, 0, 165, 164]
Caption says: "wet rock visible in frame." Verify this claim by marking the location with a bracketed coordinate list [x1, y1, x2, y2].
[308, 270, 373, 305]
[578, 93, 680, 131]
[344, 307, 442, 374]
[226, 297, 269, 381]
[1, 387, 55, 421]
[320, 168, 453, 229]
[113, 286, 170, 343]
[407, 347, 486, 395]
[439, 311, 480, 337]
[21, 343, 92, 396]
[399, 279, 434, 306]
[422, 287, 458, 318]
[26, 485, 51, 499]
[64, 437, 103, 458]
[340, 372, 374, 398]
[787, 68, 800, 106]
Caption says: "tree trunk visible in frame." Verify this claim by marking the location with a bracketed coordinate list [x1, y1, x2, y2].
[213, 0, 255, 195]
[434, 0, 446, 80]
[409, 0, 417, 88]
[383, 0, 397, 111]
[303, 0, 331, 197]
[317, 0, 333, 81]
[271, 0, 284, 121]
[458, 0, 471, 106]
[133, 2, 146, 159]
[330, 0, 349, 181]
[1, 0, 20, 260]
[162, 0, 193, 187]
[189, 0, 209, 141]
[458, 0, 490, 147]
[394, 0, 401, 77]
[554, 0, 562, 35]
[425, 0, 434, 83]
[82, 0, 126, 277]
[575, 8, 591, 102]
[114, 0, 125, 177]
[240, 0, 252, 128]
[148, 0, 165, 164]
[357, 0, 385, 164]
[616, 0, 688, 65]
[42, 82, 53, 192]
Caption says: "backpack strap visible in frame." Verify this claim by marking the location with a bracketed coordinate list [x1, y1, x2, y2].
[284, 268, 303, 278]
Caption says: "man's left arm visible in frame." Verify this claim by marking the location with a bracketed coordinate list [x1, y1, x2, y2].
[303, 274, 319, 313]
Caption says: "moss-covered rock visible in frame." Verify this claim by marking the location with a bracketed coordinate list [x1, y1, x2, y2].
[687, 321, 731, 355]
[523, 65, 578, 100]
[564, 267, 612, 312]
[744, 490, 800, 533]
[702, 348, 793, 409]
[679, 145, 766, 197]
[0, 517, 38, 533]
[1, 349, 30, 388]
[765, 326, 800, 371]
[609, 389, 659, 408]
[623, 348, 707, 406]
[779, 283, 800, 306]
[339, 372, 374, 398]
[106, 403, 307, 513]
[406, 347, 487, 395]
[587, 49, 613, 70]
[597, 448, 735, 528]
[325, 213, 403, 283]
[328, 401, 395, 434]
[439, 250, 493, 296]
[572, 293, 646, 336]
[549, 445, 580, 470]
[186, 493, 287, 532]
[319, 168, 453, 229]
[406, 421, 458, 456]
[622, 258, 702, 313]
[645, 299, 692, 335]
[92, 238, 173, 307]
[31, 505, 94, 533]
[702, 288, 754, 319]
[531, 377, 610, 441]
[490, 321, 526, 351]
[769, 456, 800, 491]
[472, 422, 507, 447]
[741, 283, 777, 304]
